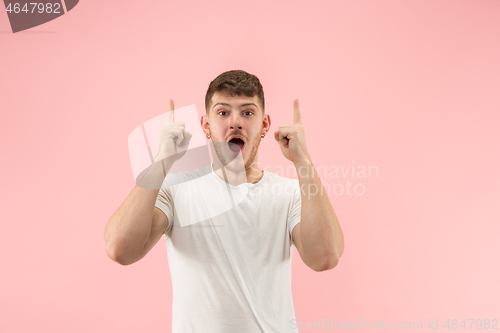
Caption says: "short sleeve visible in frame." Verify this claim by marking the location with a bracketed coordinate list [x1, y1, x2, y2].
[287, 179, 302, 246]
[155, 175, 174, 237]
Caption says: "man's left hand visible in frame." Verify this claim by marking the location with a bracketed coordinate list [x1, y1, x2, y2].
[274, 98, 311, 165]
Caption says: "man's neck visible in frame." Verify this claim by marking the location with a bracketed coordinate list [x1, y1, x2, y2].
[212, 162, 263, 185]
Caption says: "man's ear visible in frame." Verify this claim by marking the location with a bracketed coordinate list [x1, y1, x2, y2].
[200, 114, 209, 132]
[263, 114, 271, 132]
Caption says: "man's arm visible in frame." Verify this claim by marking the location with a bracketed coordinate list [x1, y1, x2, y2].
[104, 158, 173, 265]
[275, 98, 344, 272]
[292, 159, 344, 272]
[105, 99, 192, 265]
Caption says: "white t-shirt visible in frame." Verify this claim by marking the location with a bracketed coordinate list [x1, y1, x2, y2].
[155, 163, 302, 333]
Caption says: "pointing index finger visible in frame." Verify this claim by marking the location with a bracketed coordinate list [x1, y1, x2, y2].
[293, 98, 301, 124]
[166, 99, 175, 123]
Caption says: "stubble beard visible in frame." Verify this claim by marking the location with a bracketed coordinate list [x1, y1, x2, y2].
[212, 130, 262, 173]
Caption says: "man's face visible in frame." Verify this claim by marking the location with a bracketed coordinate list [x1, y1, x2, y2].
[201, 92, 270, 171]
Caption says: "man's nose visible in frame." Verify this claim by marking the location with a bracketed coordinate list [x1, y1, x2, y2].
[229, 113, 243, 130]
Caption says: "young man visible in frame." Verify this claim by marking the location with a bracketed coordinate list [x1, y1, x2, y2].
[105, 70, 344, 332]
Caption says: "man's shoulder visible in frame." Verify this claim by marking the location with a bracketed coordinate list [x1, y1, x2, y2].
[264, 170, 300, 190]
[165, 164, 212, 186]
[265, 169, 298, 183]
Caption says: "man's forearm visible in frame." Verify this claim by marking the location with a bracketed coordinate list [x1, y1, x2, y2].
[295, 159, 344, 269]
[104, 157, 174, 263]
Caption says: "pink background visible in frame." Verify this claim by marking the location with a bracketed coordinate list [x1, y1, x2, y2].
[1, 0, 499, 332]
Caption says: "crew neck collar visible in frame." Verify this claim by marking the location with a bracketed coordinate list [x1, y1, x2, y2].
[209, 163, 268, 188]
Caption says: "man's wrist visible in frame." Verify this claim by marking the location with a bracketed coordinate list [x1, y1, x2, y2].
[294, 158, 315, 180]
[154, 155, 176, 167]
[294, 157, 312, 169]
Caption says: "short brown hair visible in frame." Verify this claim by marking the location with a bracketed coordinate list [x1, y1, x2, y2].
[205, 70, 265, 113]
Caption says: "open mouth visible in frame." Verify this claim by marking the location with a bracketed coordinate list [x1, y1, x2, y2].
[228, 137, 245, 153]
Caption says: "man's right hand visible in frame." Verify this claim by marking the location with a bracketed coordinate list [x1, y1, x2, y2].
[155, 99, 192, 163]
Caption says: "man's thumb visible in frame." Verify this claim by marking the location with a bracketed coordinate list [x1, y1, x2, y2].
[179, 131, 192, 148]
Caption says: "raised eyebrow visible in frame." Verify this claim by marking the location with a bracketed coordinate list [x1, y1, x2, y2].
[239, 103, 258, 108]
